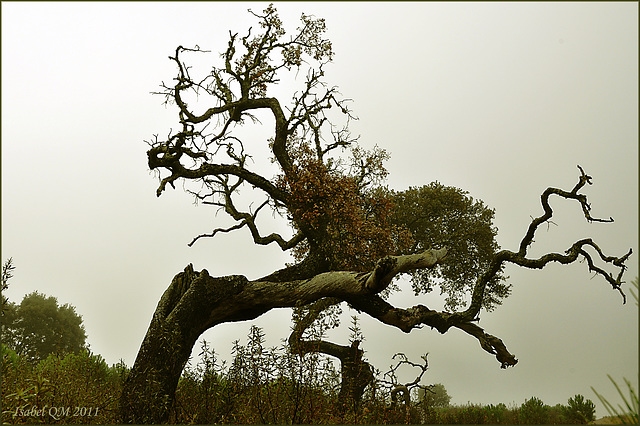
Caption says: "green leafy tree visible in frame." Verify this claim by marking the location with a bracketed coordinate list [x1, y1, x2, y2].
[418, 383, 451, 408]
[390, 183, 510, 311]
[287, 181, 507, 417]
[1, 291, 88, 364]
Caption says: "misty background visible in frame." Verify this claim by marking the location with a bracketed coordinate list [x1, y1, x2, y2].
[2, 2, 638, 417]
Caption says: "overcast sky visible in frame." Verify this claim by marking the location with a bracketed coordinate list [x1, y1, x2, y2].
[2, 1, 638, 417]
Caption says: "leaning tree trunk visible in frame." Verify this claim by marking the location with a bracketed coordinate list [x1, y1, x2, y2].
[118, 249, 449, 423]
[119, 265, 200, 423]
[118, 265, 252, 423]
[116, 168, 633, 422]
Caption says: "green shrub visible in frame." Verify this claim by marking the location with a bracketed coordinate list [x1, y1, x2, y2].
[173, 334, 341, 424]
[2, 350, 120, 424]
[2, 345, 36, 423]
[484, 402, 508, 423]
[5, 323, 620, 425]
[438, 403, 487, 424]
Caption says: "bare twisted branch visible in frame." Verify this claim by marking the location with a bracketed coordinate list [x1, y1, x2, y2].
[464, 165, 632, 321]
[344, 166, 631, 369]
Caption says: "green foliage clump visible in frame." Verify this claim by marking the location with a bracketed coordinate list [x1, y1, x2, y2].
[562, 394, 596, 423]
[484, 403, 509, 423]
[441, 403, 487, 424]
[418, 382, 451, 408]
[1, 257, 15, 314]
[2, 291, 88, 364]
[390, 182, 510, 311]
[173, 327, 339, 424]
[1, 348, 123, 424]
[519, 396, 550, 424]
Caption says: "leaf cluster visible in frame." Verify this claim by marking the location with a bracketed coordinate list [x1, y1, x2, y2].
[563, 394, 596, 424]
[276, 140, 411, 272]
[390, 182, 510, 311]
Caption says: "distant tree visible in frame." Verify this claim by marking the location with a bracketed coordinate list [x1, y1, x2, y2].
[519, 396, 550, 424]
[119, 5, 632, 423]
[1, 291, 88, 364]
[563, 394, 596, 424]
[418, 383, 451, 408]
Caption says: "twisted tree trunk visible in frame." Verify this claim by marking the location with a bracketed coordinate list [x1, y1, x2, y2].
[118, 266, 246, 423]
[118, 249, 447, 423]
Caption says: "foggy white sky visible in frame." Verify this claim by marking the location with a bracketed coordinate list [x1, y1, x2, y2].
[2, 1, 638, 417]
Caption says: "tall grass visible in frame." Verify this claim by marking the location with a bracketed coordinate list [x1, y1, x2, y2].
[589, 277, 639, 425]
[591, 375, 639, 425]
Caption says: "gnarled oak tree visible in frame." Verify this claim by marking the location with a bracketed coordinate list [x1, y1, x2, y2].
[119, 5, 632, 423]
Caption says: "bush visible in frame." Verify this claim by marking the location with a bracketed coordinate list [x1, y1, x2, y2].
[484, 403, 508, 423]
[173, 333, 341, 424]
[438, 404, 487, 424]
[1, 350, 120, 424]
[2, 344, 35, 422]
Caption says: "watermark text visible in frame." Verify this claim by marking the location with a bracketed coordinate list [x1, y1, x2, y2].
[12, 405, 99, 420]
